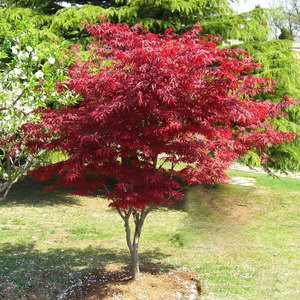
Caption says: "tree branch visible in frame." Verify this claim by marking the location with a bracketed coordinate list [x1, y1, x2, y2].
[126, 207, 134, 220]
[145, 205, 155, 217]
[1, 156, 33, 201]
[0, 89, 26, 112]
[0, 182, 9, 194]
[176, 183, 192, 193]
[157, 157, 168, 170]
[103, 184, 111, 194]
[117, 208, 125, 221]
[153, 155, 158, 169]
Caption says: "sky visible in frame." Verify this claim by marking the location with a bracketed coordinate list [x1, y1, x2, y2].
[231, 0, 270, 13]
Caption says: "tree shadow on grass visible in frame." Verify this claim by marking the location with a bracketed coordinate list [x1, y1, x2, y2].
[163, 183, 208, 212]
[167, 182, 254, 213]
[0, 242, 172, 299]
[0, 176, 81, 207]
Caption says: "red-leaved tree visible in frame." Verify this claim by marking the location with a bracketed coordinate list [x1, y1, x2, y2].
[21, 20, 296, 280]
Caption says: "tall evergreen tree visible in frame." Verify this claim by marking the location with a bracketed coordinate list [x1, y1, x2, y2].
[201, 7, 271, 42]
[231, 40, 300, 171]
[105, 0, 232, 33]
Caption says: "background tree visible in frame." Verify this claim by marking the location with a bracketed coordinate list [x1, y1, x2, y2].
[201, 7, 271, 43]
[268, 0, 300, 39]
[105, 0, 232, 33]
[279, 27, 294, 40]
[0, 20, 77, 200]
[1, 0, 232, 27]
[231, 38, 300, 171]
[0, 1, 272, 42]
[0, 7, 56, 43]
[0, 0, 63, 14]
[21, 21, 296, 280]
[1, 0, 233, 36]
[0, 5, 103, 44]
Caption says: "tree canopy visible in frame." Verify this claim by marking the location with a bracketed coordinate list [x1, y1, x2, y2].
[1, 0, 233, 35]
[105, 0, 232, 33]
[20, 21, 297, 279]
[1, 0, 299, 175]
[201, 7, 271, 42]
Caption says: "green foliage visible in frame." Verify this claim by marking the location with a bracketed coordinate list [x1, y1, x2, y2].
[0, 5, 104, 45]
[0, 0, 63, 14]
[0, 7, 58, 44]
[240, 111, 300, 172]
[279, 27, 294, 40]
[232, 40, 300, 171]
[232, 39, 300, 101]
[50, 5, 104, 40]
[264, 107, 300, 172]
[105, 0, 232, 33]
[201, 8, 271, 42]
[0, 7, 34, 38]
[0, 1, 232, 39]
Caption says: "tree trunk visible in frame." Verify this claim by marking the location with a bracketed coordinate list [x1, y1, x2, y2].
[131, 243, 140, 281]
[118, 206, 153, 280]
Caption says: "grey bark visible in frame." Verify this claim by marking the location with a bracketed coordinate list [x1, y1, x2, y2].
[118, 206, 154, 280]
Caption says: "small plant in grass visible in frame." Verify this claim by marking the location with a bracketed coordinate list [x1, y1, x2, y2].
[21, 19, 297, 280]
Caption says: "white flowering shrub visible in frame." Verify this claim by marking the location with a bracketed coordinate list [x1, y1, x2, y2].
[0, 20, 78, 200]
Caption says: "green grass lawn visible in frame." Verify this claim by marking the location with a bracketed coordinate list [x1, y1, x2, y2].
[0, 170, 299, 299]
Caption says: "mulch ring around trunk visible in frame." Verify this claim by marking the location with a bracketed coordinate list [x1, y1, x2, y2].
[60, 262, 202, 300]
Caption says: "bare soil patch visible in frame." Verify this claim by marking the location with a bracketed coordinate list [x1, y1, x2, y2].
[61, 263, 201, 300]
[0, 264, 201, 300]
